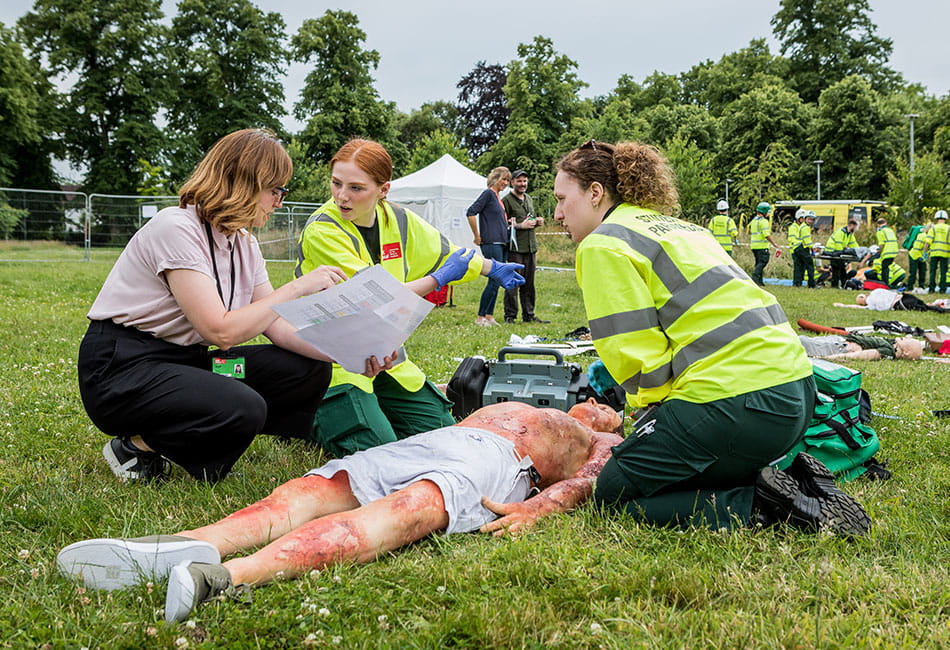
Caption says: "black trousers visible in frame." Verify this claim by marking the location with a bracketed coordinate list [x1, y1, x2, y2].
[751, 249, 769, 285]
[895, 294, 949, 313]
[78, 320, 331, 481]
[792, 246, 815, 287]
[829, 259, 847, 288]
[504, 250, 537, 320]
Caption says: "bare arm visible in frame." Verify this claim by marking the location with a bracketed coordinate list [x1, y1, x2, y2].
[479, 431, 623, 536]
[467, 214, 481, 245]
[166, 265, 347, 350]
[833, 302, 867, 309]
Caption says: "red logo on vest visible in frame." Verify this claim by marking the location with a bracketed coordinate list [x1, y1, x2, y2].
[381, 243, 402, 260]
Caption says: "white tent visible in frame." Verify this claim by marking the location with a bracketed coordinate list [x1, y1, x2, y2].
[387, 154, 486, 249]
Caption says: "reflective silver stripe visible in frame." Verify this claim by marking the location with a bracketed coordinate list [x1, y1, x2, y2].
[590, 308, 659, 340]
[389, 203, 411, 278]
[657, 265, 750, 329]
[423, 233, 453, 276]
[595, 223, 750, 329]
[295, 212, 361, 278]
[621, 363, 672, 393]
[671, 303, 788, 377]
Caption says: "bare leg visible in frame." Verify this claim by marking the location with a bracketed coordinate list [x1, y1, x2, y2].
[178, 473, 360, 557]
[224, 479, 449, 585]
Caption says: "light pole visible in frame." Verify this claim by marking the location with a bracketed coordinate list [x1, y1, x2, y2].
[813, 160, 823, 200]
[904, 113, 919, 171]
[724, 178, 733, 205]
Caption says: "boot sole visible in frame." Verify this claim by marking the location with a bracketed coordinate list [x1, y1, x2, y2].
[757, 467, 870, 537]
[57, 538, 220, 591]
[789, 453, 840, 499]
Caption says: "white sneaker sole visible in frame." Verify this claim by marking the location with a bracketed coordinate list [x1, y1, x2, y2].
[57, 537, 220, 590]
[165, 562, 199, 623]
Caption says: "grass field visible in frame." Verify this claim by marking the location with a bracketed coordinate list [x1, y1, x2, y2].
[0, 243, 948, 649]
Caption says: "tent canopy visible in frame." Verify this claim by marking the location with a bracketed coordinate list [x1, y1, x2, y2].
[387, 154, 486, 249]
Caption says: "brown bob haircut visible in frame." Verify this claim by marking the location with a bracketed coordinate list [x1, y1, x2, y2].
[179, 128, 292, 234]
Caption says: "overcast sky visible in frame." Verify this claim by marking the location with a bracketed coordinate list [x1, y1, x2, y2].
[3, 0, 948, 132]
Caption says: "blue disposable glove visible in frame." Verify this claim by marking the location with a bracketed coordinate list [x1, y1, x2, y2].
[487, 259, 525, 290]
[587, 359, 619, 396]
[429, 248, 476, 289]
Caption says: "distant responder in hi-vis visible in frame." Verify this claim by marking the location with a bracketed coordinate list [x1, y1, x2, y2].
[925, 210, 950, 293]
[748, 202, 778, 285]
[788, 209, 816, 288]
[824, 219, 859, 289]
[904, 222, 931, 293]
[708, 199, 739, 257]
[874, 217, 899, 285]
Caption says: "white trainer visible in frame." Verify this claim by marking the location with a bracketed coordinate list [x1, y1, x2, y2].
[57, 535, 220, 590]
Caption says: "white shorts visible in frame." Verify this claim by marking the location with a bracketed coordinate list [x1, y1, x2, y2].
[306, 426, 534, 534]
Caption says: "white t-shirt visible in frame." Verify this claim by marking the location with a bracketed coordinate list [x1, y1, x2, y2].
[88, 205, 268, 345]
[865, 288, 900, 311]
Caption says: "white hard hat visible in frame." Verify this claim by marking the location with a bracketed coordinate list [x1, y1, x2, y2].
[936, 209, 949, 221]
[805, 210, 816, 219]
[869, 244, 880, 254]
[795, 208, 806, 220]
[716, 200, 729, 211]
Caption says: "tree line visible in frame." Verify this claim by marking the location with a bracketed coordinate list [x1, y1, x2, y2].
[1, 0, 949, 227]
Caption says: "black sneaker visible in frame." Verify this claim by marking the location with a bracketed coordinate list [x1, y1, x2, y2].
[753, 465, 870, 537]
[524, 316, 550, 323]
[504, 317, 516, 324]
[102, 438, 170, 481]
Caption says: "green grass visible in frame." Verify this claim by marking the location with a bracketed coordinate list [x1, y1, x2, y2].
[0, 244, 948, 648]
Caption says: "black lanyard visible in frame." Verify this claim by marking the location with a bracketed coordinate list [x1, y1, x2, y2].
[204, 221, 235, 311]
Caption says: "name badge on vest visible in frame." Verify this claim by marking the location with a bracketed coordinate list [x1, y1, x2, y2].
[381, 242, 402, 261]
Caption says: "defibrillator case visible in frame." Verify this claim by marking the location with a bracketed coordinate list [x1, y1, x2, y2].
[446, 347, 623, 419]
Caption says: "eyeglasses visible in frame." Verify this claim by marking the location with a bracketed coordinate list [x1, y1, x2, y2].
[271, 187, 290, 200]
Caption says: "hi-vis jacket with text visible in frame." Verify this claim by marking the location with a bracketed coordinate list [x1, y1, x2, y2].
[576, 205, 812, 409]
[788, 221, 812, 251]
[708, 214, 738, 253]
[875, 225, 899, 260]
[824, 227, 857, 253]
[296, 199, 483, 393]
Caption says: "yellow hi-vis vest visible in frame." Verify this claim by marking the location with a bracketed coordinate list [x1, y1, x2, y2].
[576, 204, 813, 409]
[872, 257, 906, 284]
[824, 227, 857, 253]
[930, 222, 950, 258]
[876, 226, 899, 260]
[709, 214, 738, 252]
[909, 227, 931, 260]
[788, 221, 809, 250]
[749, 216, 771, 250]
[296, 200, 483, 393]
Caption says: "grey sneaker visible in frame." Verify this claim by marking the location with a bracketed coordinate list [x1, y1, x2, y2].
[57, 535, 220, 590]
[165, 561, 247, 623]
[103, 437, 170, 481]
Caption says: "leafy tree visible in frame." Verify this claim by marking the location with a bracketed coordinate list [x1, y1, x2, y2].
[681, 39, 790, 116]
[405, 129, 469, 174]
[291, 10, 403, 166]
[286, 138, 329, 204]
[641, 103, 719, 151]
[18, 0, 169, 194]
[0, 23, 58, 188]
[395, 101, 460, 154]
[135, 158, 172, 196]
[455, 61, 508, 159]
[771, 0, 902, 103]
[664, 135, 717, 223]
[614, 71, 683, 111]
[480, 36, 585, 180]
[558, 97, 648, 152]
[718, 84, 811, 183]
[166, 0, 288, 183]
[886, 152, 949, 226]
[732, 142, 795, 219]
[810, 75, 901, 199]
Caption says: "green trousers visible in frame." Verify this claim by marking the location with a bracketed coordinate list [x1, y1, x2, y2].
[311, 371, 454, 457]
[594, 375, 815, 530]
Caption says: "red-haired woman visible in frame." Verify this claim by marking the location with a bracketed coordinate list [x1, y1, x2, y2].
[296, 139, 524, 456]
[78, 129, 392, 483]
